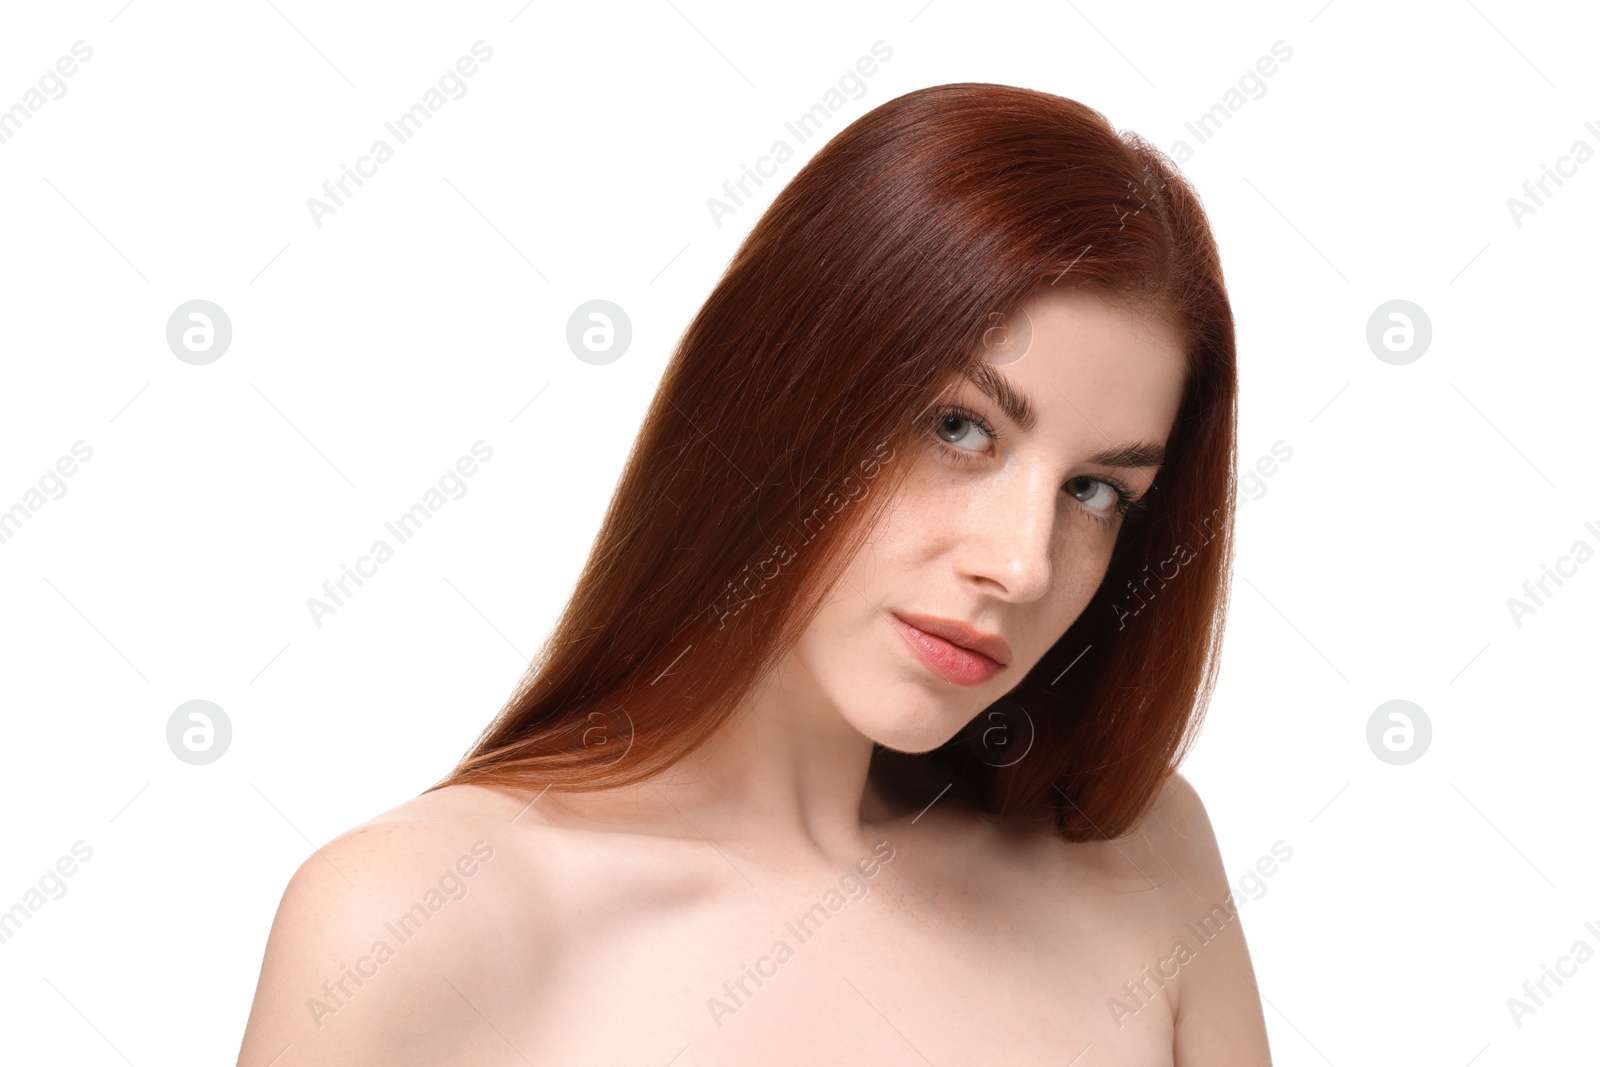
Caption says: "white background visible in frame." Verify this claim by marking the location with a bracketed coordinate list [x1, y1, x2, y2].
[1, 1, 1596, 1063]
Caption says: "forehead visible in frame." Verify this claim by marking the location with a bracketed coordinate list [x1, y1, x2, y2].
[974, 287, 1187, 440]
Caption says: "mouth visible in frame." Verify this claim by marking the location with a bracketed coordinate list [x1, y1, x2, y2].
[889, 611, 1010, 687]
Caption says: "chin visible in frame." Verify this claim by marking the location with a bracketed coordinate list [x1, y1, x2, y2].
[849, 698, 972, 755]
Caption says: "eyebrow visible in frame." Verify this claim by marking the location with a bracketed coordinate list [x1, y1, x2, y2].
[963, 362, 1038, 432]
[960, 362, 1166, 469]
[1087, 441, 1166, 469]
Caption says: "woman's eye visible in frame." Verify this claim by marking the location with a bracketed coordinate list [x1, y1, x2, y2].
[1066, 476, 1119, 512]
[934, 412, 991, 453]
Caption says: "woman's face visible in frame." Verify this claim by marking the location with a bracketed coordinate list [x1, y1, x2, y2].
[787, 286, 1188, 753]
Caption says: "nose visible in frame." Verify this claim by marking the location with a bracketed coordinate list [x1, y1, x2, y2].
[953, 463, 1055, 603]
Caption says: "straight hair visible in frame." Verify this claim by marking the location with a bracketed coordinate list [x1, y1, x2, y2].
[429, 82, 1237, 842]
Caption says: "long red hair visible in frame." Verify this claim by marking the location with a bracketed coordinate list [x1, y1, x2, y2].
[429, 82, 1237, 841]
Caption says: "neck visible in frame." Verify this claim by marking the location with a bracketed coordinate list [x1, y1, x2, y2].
[536, 651, 894, 868]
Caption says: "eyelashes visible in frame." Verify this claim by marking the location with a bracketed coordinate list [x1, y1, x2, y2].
[930, 404, 1003, 451]
[925, 404, 1148, 528]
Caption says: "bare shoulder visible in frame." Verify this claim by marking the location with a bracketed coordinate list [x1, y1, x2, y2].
[1137, 771, 1225, 890]
[235, 783, 547, 1067]
[1125, 771, 1273, 1065]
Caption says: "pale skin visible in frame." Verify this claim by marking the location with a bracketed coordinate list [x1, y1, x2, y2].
[236, 287, 1273, 1066]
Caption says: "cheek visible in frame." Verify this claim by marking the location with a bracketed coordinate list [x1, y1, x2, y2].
[1041, 526, 1120, 627]
[840, 472, 939, 578]
[789, 496, 926, 672]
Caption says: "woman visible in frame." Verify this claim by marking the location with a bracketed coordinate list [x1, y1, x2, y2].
[237, 82, 1272, 1065]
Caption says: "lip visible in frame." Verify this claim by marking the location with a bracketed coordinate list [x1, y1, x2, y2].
[889, 611, 1010, 687]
